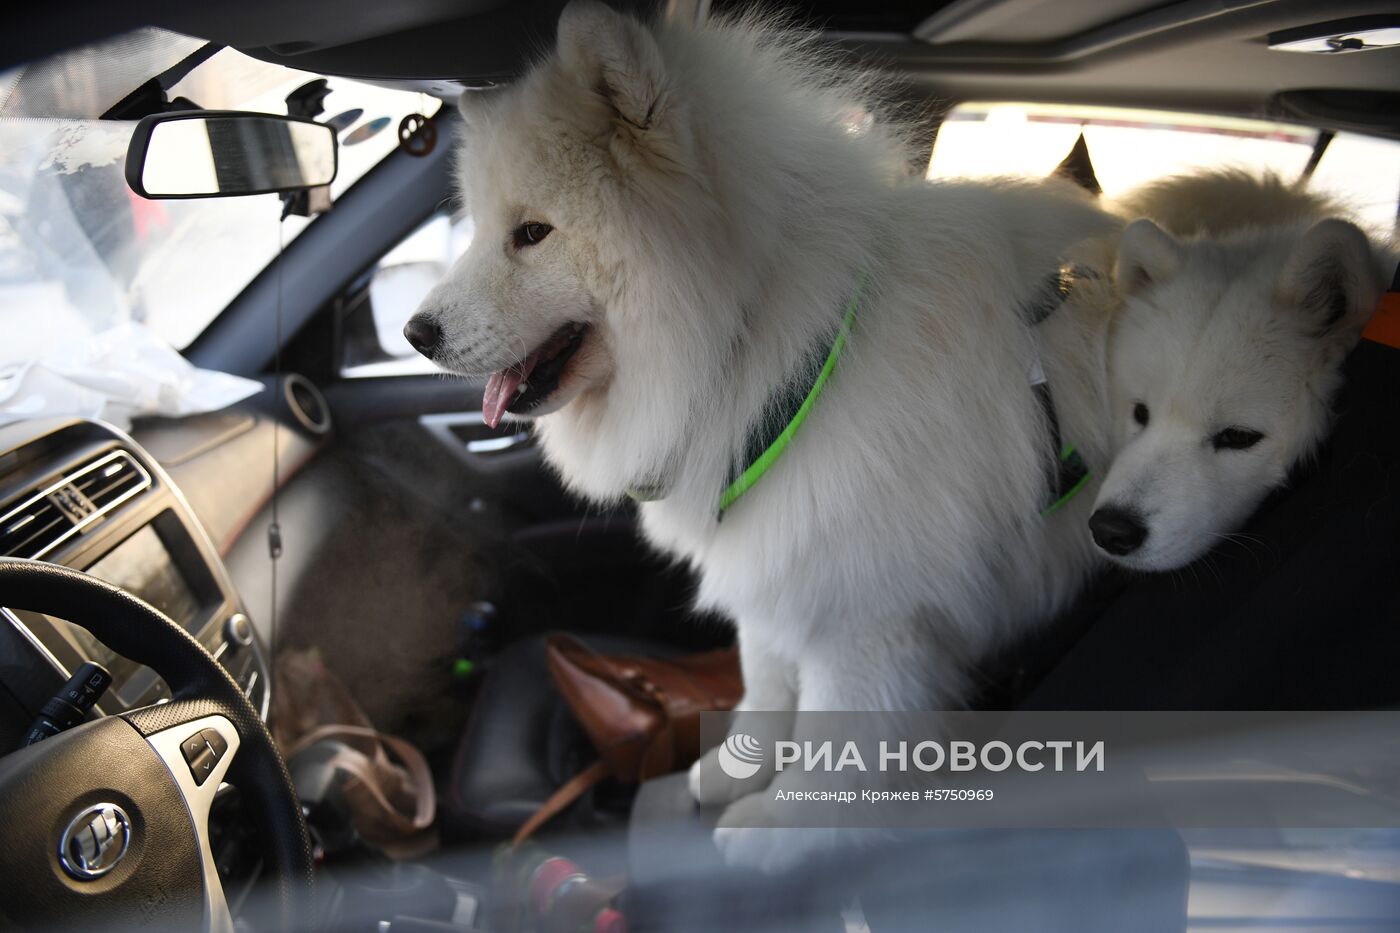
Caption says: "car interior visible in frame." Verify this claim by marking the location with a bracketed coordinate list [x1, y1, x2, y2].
[1, 1, 1398, 931]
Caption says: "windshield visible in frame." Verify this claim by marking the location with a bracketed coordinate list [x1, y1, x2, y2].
[0, 30, 440, 372]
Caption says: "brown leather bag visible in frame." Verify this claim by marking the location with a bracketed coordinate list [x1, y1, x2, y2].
[272, 648, 438, 858]
[511, 633, 743, 845]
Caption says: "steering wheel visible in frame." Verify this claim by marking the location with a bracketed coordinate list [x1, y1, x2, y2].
[0, 558, 314, 931]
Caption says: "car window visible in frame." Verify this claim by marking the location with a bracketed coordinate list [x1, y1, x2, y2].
[0, 33, 440, 374]
[339, 210, 475, 379]
[927, 102, 1400, 238]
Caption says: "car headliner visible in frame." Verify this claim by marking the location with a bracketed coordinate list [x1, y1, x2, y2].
[5, 1, 1398, 134]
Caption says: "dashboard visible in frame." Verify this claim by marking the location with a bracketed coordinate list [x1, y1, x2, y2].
[0, 417, 274, 748]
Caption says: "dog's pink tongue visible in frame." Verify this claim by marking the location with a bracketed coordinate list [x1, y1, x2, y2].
[482, 369, 523, 429]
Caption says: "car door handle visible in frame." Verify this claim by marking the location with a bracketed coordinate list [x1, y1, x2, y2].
[419, 412, 536, 463]
[464, 431, 532, 454]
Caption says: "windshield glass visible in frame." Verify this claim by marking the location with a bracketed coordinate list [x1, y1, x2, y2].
[0, 31, 439, 372]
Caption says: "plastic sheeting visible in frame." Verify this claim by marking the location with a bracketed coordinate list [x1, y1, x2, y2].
[0, 321, 261, 431]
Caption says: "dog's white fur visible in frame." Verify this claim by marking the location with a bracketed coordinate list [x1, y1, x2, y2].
[1087, 171, 1391, 571]
[413, 4, 1387, 871]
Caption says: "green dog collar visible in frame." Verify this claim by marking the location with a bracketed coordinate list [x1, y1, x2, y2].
[717, 272, 865, 517]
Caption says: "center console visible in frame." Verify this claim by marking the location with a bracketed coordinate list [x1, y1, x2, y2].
[0, 418, 269, 729]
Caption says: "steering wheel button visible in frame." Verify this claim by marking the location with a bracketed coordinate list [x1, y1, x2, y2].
[180, 732, 209, 765]
[189, 747, 218, 785]
[201, 728, 229, 760]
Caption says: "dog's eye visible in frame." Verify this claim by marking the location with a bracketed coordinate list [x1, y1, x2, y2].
[512, 222, 553, 248]
[1212, 427, 1264, 451]
[1132, 402, 1149, 427]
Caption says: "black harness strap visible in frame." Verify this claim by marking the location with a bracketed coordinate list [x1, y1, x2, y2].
[1021, 266, 1094, 515]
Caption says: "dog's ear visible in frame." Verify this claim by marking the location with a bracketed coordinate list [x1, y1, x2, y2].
[1052, 133, 1102, 197]
[1115, 219, 1183, 295]
[1276, 218, 1379, 338]
[557, 0, 670, 134]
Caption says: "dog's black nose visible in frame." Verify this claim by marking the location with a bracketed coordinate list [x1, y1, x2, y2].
[403, 315, 441, 356]
[1089, 507, 1148, 556]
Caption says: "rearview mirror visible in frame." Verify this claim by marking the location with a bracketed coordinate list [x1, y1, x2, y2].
[125, 111, 338, 199]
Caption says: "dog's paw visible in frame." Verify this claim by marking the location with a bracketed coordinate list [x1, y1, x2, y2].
[688, 745, 772, 806]
[712, 792, 835, 874]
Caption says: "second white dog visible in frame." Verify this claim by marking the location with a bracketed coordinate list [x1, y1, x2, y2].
[1086, 171, 1391, 571]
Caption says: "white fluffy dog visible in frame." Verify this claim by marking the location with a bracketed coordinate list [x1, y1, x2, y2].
[406, 0, 1395, 869]
[1086, 171, 1392, 571]
[407, 0, 1120, 868]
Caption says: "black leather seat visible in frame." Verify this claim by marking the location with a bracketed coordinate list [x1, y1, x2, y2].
[442, 633, 680, 841]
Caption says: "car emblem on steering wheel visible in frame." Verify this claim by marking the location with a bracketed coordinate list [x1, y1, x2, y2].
[58, 803, 132, 880]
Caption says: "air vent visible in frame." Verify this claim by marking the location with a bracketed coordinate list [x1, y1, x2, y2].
[0, 497, 73, 559]
[0, 451, 152, 560]
[283, 373, 332, 435]
[73, 452, 146, 510]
